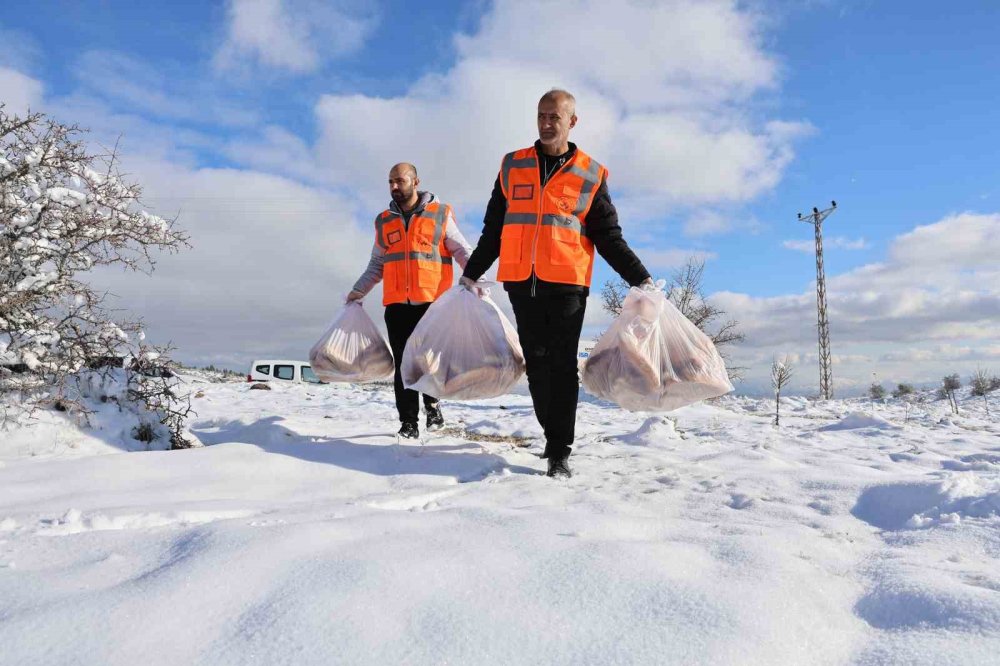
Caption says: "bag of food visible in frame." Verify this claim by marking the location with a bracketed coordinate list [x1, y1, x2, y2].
[402, 286, 525, 399]
[309, 302, 394, 382]
[582, 282, 733, 411]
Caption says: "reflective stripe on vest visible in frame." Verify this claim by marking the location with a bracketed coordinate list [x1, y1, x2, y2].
[376, 202, 454, 305]
[496, 146, 607, 286]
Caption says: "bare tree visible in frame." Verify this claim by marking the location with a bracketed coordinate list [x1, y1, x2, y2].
[601, 258, 746, 380]
[942, 373, 961, 415]
[970, 368, 995, 418]
[771, 356, 794, 426]
[891, 383, 916, 424]
[1, 106, 189, 426]
[599, 279, 627, 321]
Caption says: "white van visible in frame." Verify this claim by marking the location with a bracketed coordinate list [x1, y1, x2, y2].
[247, 360, 324, 384]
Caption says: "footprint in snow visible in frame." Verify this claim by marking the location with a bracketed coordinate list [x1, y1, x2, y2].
[655, 474, 680, 487]
[367, 490, 458, 512]
[696, 478, 724, 492]
[808, 500, 834, 515]
[727, 493, 755, 510]
[35, 508, 256, 535]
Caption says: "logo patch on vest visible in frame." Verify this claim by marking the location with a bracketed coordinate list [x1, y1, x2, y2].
[512, 184, 534, 200]
[558, 197, 574, 212]
[387, 230, 402, 245]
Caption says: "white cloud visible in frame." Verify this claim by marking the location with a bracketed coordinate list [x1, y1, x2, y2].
[223, 125, 323, 184]
[781, 239, 813, 253]
[74, 51, 260, 128]
[608, 115, 812, 207]
[214, 0, 377, 74]
[313, 0, 811, 218]
[685, 211, 730, 236]
[684, 210, 734, 236]
[45, 93, 221, 169]
[782, 236, 868, 252]
[680, 208, 765, 237]
[715, 213, 1000, 391]
[86, 157, 373, 365]
[879, 345, 1000, 364]
[838, 237, 869, 250]
[457, 0, 778, 111]
[315, 58, 563, 212]
[0, 26, 41, 73]
[878, 349, 936, 364]
[888, 212, 998, 276]
[634, 248, 718, 275]
[0, 66, 43, 114]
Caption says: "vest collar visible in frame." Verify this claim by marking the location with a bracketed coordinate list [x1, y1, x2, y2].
[532, 140, 577, 161]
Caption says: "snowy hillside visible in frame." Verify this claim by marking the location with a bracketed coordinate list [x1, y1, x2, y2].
[1, 382, 999, 665]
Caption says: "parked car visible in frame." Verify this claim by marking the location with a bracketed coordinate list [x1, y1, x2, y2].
[577, 340, 596, 369]
[247, 360, 324, 384]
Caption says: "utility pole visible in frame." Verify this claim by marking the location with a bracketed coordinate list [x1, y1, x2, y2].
[798, 201, 837, 400]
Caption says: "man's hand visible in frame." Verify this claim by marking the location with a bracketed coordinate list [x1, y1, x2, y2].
[639, 277, 661, 292]
[346, 290, 364, 303]
[459, 276, 485, 296]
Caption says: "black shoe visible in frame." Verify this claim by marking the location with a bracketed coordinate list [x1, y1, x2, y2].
[397, 422, 419, 440]
[546, 456, 572, 479]
[426, 404, 444, 431]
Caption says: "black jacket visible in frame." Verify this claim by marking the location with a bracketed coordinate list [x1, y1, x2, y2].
[462, 141, 650, 296]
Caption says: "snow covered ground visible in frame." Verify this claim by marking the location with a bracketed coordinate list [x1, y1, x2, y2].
[2, 380, 999, 665]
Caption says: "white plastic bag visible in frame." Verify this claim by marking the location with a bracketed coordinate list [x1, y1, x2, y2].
[402, 286, 525, 399]
[309, 302, 394, 383]
[582, 282, 733, 411]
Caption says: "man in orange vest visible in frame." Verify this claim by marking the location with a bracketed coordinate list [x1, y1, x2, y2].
[348, 163, 473, 440]
[460, 90, 652, 478]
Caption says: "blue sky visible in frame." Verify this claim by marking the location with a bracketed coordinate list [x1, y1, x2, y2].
[2, 0, 998, 394]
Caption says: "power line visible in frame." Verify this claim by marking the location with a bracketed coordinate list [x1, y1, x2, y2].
[798, 200, 837, 400]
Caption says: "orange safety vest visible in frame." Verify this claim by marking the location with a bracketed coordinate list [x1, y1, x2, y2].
[375, 201, 455, 305]
[497, 145, 607, 287]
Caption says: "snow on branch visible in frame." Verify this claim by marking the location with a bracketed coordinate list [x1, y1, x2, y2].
[1, 105, 190, 431]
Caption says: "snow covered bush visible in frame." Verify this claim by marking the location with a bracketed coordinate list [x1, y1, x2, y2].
[891, 383, 915, 399]
[70, 348, 193, 449]
[868, 382, 886, 401]
[1, 106, 189, 428]
[970, 368, 995, 418]
[124, 343, 194, 448]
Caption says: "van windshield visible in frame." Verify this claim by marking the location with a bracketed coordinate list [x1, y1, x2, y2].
[301, 366, 322, 384]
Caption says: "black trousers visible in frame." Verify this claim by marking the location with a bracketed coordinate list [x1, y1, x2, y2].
[508, 292, 587, 459]
[385, 303, 438, 425]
